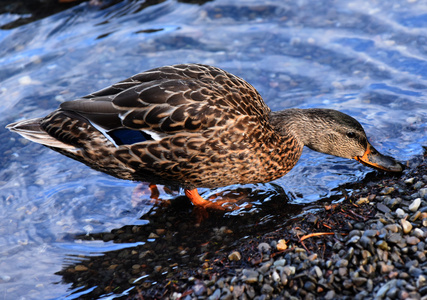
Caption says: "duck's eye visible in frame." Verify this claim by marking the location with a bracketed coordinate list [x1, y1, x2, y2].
[346, 132, 356, 139]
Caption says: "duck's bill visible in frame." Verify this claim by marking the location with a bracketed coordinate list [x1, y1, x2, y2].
[354, 143, 403, 173]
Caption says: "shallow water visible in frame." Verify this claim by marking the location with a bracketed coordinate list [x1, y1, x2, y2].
[0, 0, 426, 298]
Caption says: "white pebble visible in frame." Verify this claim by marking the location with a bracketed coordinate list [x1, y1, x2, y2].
[272, 270, 280, 282]
[409, 198, 421, 212]
[395, 208, 407, 218]
[413, 228, 425, 239]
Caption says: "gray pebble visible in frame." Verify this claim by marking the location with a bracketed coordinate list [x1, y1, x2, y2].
[257, 242, 271, 253]
[380, 187, 395, 195]
[261, 283, 273, 294]
[377, 202, 391, 213]
[363, 229, 378, 237]
[419, 188, 427, 199]
[273, 259, 286, 267]
[413, 181, 425, 190]
[242, 269, 259, 284]
[304, 281, 316, 292]
[387, 233, 403, 244]
[208, 288, 221, 300]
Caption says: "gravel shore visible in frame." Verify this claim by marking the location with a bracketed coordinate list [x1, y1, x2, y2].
[137, 149, 427, 300]
[59, 149, 427, 299]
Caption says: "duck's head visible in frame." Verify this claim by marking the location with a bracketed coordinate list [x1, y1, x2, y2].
[272, 108, 403, 173]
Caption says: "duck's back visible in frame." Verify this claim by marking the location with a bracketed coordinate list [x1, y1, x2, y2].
[9, 64, 296, 189]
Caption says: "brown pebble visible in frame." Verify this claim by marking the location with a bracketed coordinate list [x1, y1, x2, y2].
[75, 265, 88, 271]
[277, 239, 288, 251]
[228, 251, 242, 261]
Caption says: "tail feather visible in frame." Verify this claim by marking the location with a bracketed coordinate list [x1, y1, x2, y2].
[6, 118, 77, 150]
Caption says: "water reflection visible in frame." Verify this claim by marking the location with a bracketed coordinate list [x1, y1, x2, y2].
[56, 184, 301, 298]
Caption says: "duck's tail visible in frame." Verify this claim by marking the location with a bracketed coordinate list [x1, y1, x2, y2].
[6, 118, 76, 150]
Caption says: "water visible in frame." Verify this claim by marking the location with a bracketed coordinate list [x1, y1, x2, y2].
[1, 0, 426, 298]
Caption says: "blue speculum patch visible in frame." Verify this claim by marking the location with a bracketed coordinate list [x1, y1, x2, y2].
[108, 128, 153, 145]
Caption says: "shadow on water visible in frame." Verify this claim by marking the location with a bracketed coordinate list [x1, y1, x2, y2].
[55, 184, 305, 298]
[54, 170, 400, 299]
[0, 0, 213, 29]
[54, 168, 405, 299]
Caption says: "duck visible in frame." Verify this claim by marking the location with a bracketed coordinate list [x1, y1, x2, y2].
[7, 63, 402, 210]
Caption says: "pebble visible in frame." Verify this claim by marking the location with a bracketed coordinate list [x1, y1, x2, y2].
[377, 203, 391, 213]
[401, 219, 413, 234]
[409, 198, 421, 212]
[387, 233, 402, 244]
[405, 178, 415, 185]
[380, 187, 395, 195]
[413, 181, 424, 190]
[228, 251, 242, 261]
[257, 242, 271, 253]
[273, 259, 286, 267]
[304, 281, 316, 292]
[75, 265, 88, 271]
[242, 269, 259, 284]
[357, 197, 369, 205]
[396, 208, 406, 218]
[276, 239, 287, 251]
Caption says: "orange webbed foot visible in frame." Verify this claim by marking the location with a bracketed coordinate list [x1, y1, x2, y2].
[184, 188, 250, 211]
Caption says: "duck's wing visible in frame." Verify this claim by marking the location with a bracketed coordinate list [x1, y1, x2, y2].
[58, 64, 270, 141]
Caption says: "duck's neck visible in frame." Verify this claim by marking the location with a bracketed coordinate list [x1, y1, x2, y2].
[269, 108, 319, 149]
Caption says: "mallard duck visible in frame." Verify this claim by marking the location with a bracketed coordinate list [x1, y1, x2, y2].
[7, 64, 402, 209]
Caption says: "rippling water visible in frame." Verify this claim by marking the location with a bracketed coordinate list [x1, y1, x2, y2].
[1, 0, 426, 298]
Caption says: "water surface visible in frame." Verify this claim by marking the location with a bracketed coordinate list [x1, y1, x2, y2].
[1, 0, 426, 298]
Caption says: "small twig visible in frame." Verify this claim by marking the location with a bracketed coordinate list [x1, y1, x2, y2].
[300, 232, 335, 241]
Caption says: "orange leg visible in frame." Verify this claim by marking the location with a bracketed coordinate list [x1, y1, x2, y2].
[149, 183, 160, 200]
[185, 188, 242, 211]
